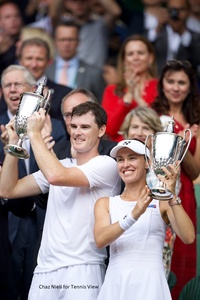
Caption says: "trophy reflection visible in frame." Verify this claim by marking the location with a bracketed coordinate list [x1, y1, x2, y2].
[145, 117, 191, 200]
[4, 77, 52, 159]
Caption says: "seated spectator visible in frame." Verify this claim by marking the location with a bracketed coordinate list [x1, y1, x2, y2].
[15, 26, 55, 61]
[46, 20, 106, 102]
[101, 34, 158, 142]
[0, 193, 35, 300]
[151, 0, 200, 80]
[0, 64, 66, 300]
[151, 59, 200, 299]
[18, 37, 72, 131]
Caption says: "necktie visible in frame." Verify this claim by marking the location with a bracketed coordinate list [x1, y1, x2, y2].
[59, 62, 68, 86]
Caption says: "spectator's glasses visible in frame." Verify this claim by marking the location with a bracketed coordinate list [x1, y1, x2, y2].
[2, 82, 28, 90]
[166, 60, 192, 68]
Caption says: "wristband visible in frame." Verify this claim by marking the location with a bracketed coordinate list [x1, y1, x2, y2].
[168, 196, 182, 207]
[119, 212, 137, 231]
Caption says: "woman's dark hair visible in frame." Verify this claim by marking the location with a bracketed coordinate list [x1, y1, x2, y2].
[151, 60, 200, 125]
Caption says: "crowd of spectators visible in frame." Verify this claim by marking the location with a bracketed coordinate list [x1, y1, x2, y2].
[0, 1, 200, 300]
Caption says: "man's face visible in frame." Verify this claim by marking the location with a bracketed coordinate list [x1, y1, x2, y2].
[19, 45, 49, 80]
[70, 111, 105, 154]
[55, 26, 79, 60]
[168, 0, 189, 31]
[2, 70, 34, 115]
[0, 3, 22, 37]
[62, 93, 89, 134]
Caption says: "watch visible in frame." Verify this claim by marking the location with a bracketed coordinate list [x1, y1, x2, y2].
[168, 196, 182, 207]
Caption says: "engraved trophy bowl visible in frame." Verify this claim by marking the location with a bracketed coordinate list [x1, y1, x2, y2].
[4, 78, 52, 159]
[145, 117, 191, 200]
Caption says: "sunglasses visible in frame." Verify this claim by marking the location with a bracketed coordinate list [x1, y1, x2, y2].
[166, 59, 192, 68]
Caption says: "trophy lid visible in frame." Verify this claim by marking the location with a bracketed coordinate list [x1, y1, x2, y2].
[164, 116, 175, 133]
[34, 77, 47, 96]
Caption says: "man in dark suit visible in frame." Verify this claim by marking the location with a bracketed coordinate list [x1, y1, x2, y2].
[17, 37, 72, 132]
[0, 197, 35, 300]
[151, 0, 200, 79]
[45, 20, 106, 103]
[0, 64, 67, 300]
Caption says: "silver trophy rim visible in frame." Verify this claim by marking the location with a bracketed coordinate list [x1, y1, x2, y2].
[4, 144, 30, 159]
[150, 187, 174, 201]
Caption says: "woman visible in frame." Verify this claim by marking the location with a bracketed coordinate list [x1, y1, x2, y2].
[151, 59, 200, 299]
[119, 106, 163, 192]
[94, 139, 195, 300]
[119, 106, 162, 140]
[101, 35, 158, 142]
[119, 107, 179, 280]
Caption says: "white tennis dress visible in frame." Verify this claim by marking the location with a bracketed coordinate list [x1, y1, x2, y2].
[97, 196, 172, 300]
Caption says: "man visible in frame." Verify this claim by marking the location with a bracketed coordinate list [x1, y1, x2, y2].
[54, 88, 117, 159]
[35, 88, 117, 237]
[0, 64, 66, 300]
[151, 0, 200, 79]
[0, 101, 121, 300]
[46, 20, 106, 103]
[18, 37, 72, 131]
[0, 194, 34, 300]
[37, 88, 117, 209]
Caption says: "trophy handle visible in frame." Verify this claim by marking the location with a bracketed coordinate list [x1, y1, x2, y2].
[145, 133, 153, 169]
[176, 128, 192, 168]
[43, 89, 53, 113]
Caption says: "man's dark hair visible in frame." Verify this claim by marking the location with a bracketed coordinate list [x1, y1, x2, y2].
[71, 102, 107, 128]
[53, 19, 80, 36]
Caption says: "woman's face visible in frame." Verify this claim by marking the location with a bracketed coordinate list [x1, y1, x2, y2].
[162, 70, 190, 105]
[128, 115, 154, 142]
[116, 147, 147, 184]
[124, 40, 153, 75]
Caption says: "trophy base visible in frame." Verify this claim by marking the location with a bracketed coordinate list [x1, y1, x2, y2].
[150, 187, 174, 201]
[4, 144, 29, 159]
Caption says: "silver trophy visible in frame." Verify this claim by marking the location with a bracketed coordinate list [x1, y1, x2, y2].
[4, 77, 52, 159]
[145, 117, 191, 200]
